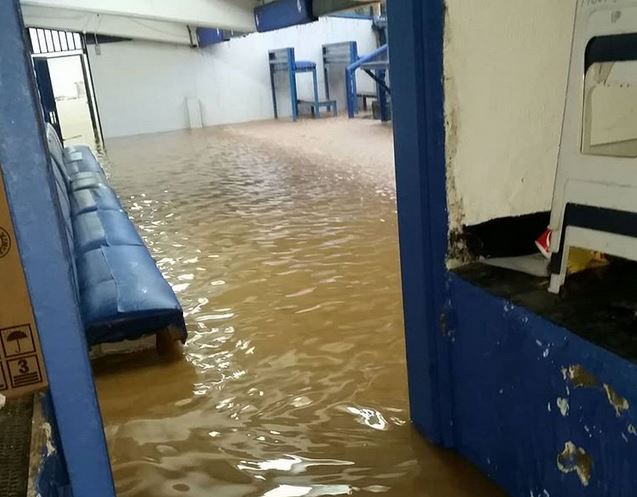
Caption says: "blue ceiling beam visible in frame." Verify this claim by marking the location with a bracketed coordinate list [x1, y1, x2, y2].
[254, 0, 316, 33]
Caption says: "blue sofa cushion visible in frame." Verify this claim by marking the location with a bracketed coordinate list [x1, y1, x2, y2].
[73, 210, 144, 254]
[72, 171, 104, 182]
[64, 144, 92, 158]
[51, 158, 79, 291]
[70, 174, 108, 192]
[46, 125, 66, 172]
[53, 158, 104, 190]
[53, 173, 74, 253]
[51, 160, 72, 231]
[76, 246, 187, 345]
[44, 123, 187, 347]
[69, 185, 122, 216]
[295, 60, 316, 71]
[45, 127, 103, 186]
[64, 145, 99, 164]
[64, 145, 104, 175]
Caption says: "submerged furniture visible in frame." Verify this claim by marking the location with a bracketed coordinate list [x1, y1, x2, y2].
[46, 124, 187, 346]
[322, 41, 359, 111]
[269, 47, 336, 121]
[549, 1, 637, 292]
[357, 91, 377, 111]
[346, 43, 390, 121]
[322, 41, 382, 115]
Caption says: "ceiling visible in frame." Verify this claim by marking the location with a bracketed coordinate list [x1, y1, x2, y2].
[20, 0, 379, 46]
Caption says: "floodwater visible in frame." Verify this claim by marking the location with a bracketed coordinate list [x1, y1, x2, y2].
[92, 127, 503, 497]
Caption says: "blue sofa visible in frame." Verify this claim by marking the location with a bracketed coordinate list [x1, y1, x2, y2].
[46, 124, 187, 346]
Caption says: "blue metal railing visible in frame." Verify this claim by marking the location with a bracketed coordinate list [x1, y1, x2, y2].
[345, 44, 390, 120]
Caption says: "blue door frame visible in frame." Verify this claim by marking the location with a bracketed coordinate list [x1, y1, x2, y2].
[33, 58, 62, 138]
[387, 0, 453, 446]
[1, 2, 115, 496]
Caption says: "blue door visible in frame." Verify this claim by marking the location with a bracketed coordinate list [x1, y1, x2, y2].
[33, 57, 62, 138]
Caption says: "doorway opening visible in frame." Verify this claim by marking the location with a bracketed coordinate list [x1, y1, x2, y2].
[28, 27, 104, 149]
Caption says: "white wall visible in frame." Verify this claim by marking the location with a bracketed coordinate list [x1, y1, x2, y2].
[88, 17, 378, 138]
[49, 56, 84, 98]
[444, 1, 576, 229]
[89, 42, 199, 137]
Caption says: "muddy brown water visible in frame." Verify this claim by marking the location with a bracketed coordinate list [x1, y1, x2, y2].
[92, 128, 504, 497]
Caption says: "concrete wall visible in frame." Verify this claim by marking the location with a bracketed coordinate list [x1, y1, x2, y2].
[443, 1, 576, 229]
[88, 17, 378, 138]
[88, 41, 198, 138]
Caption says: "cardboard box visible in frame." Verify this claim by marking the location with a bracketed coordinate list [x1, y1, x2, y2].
[0, 168, 48, 398]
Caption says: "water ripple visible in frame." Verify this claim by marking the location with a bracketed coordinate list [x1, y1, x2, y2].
[92, 128, 503, 497]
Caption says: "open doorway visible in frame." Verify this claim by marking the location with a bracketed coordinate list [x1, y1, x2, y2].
[28, 28, 103, 149]
[48, 55, 94, 147]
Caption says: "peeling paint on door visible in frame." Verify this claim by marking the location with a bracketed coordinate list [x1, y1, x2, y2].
[563, 364, 598, 388]
[557, 397, 570, 417]
[603, 384, 629, 417]
[557, 441, 592, 487]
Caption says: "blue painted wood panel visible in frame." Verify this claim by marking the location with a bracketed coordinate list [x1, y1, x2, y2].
[448, 273, 637, 497]
[387, 0, 453, 445]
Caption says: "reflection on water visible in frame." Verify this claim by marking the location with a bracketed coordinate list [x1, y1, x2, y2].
[93, 128, 503, 497]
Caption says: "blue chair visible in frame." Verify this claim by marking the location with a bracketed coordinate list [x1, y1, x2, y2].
[268, 47, 336, 121]
[46, 124, 187, 346]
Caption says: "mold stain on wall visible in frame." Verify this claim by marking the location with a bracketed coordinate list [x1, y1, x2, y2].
[443, 6, 471, 265]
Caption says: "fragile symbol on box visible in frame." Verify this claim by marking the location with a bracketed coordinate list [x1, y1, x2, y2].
[7, 355, 42, 389]
[1, 324, 36, 358]
[0, 325, 45, 392]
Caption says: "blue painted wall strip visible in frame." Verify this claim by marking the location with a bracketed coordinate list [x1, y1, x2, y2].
[418, 0, 455, 447]
[387, 0, 453, 445]
[255, 0, 316, 33]
[0, 2, 115, 495]
[345, 44, 388, 118]
[196, 27, 227, 47]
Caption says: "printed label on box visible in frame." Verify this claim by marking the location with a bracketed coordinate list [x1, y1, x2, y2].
[7, 355, 43, 389]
